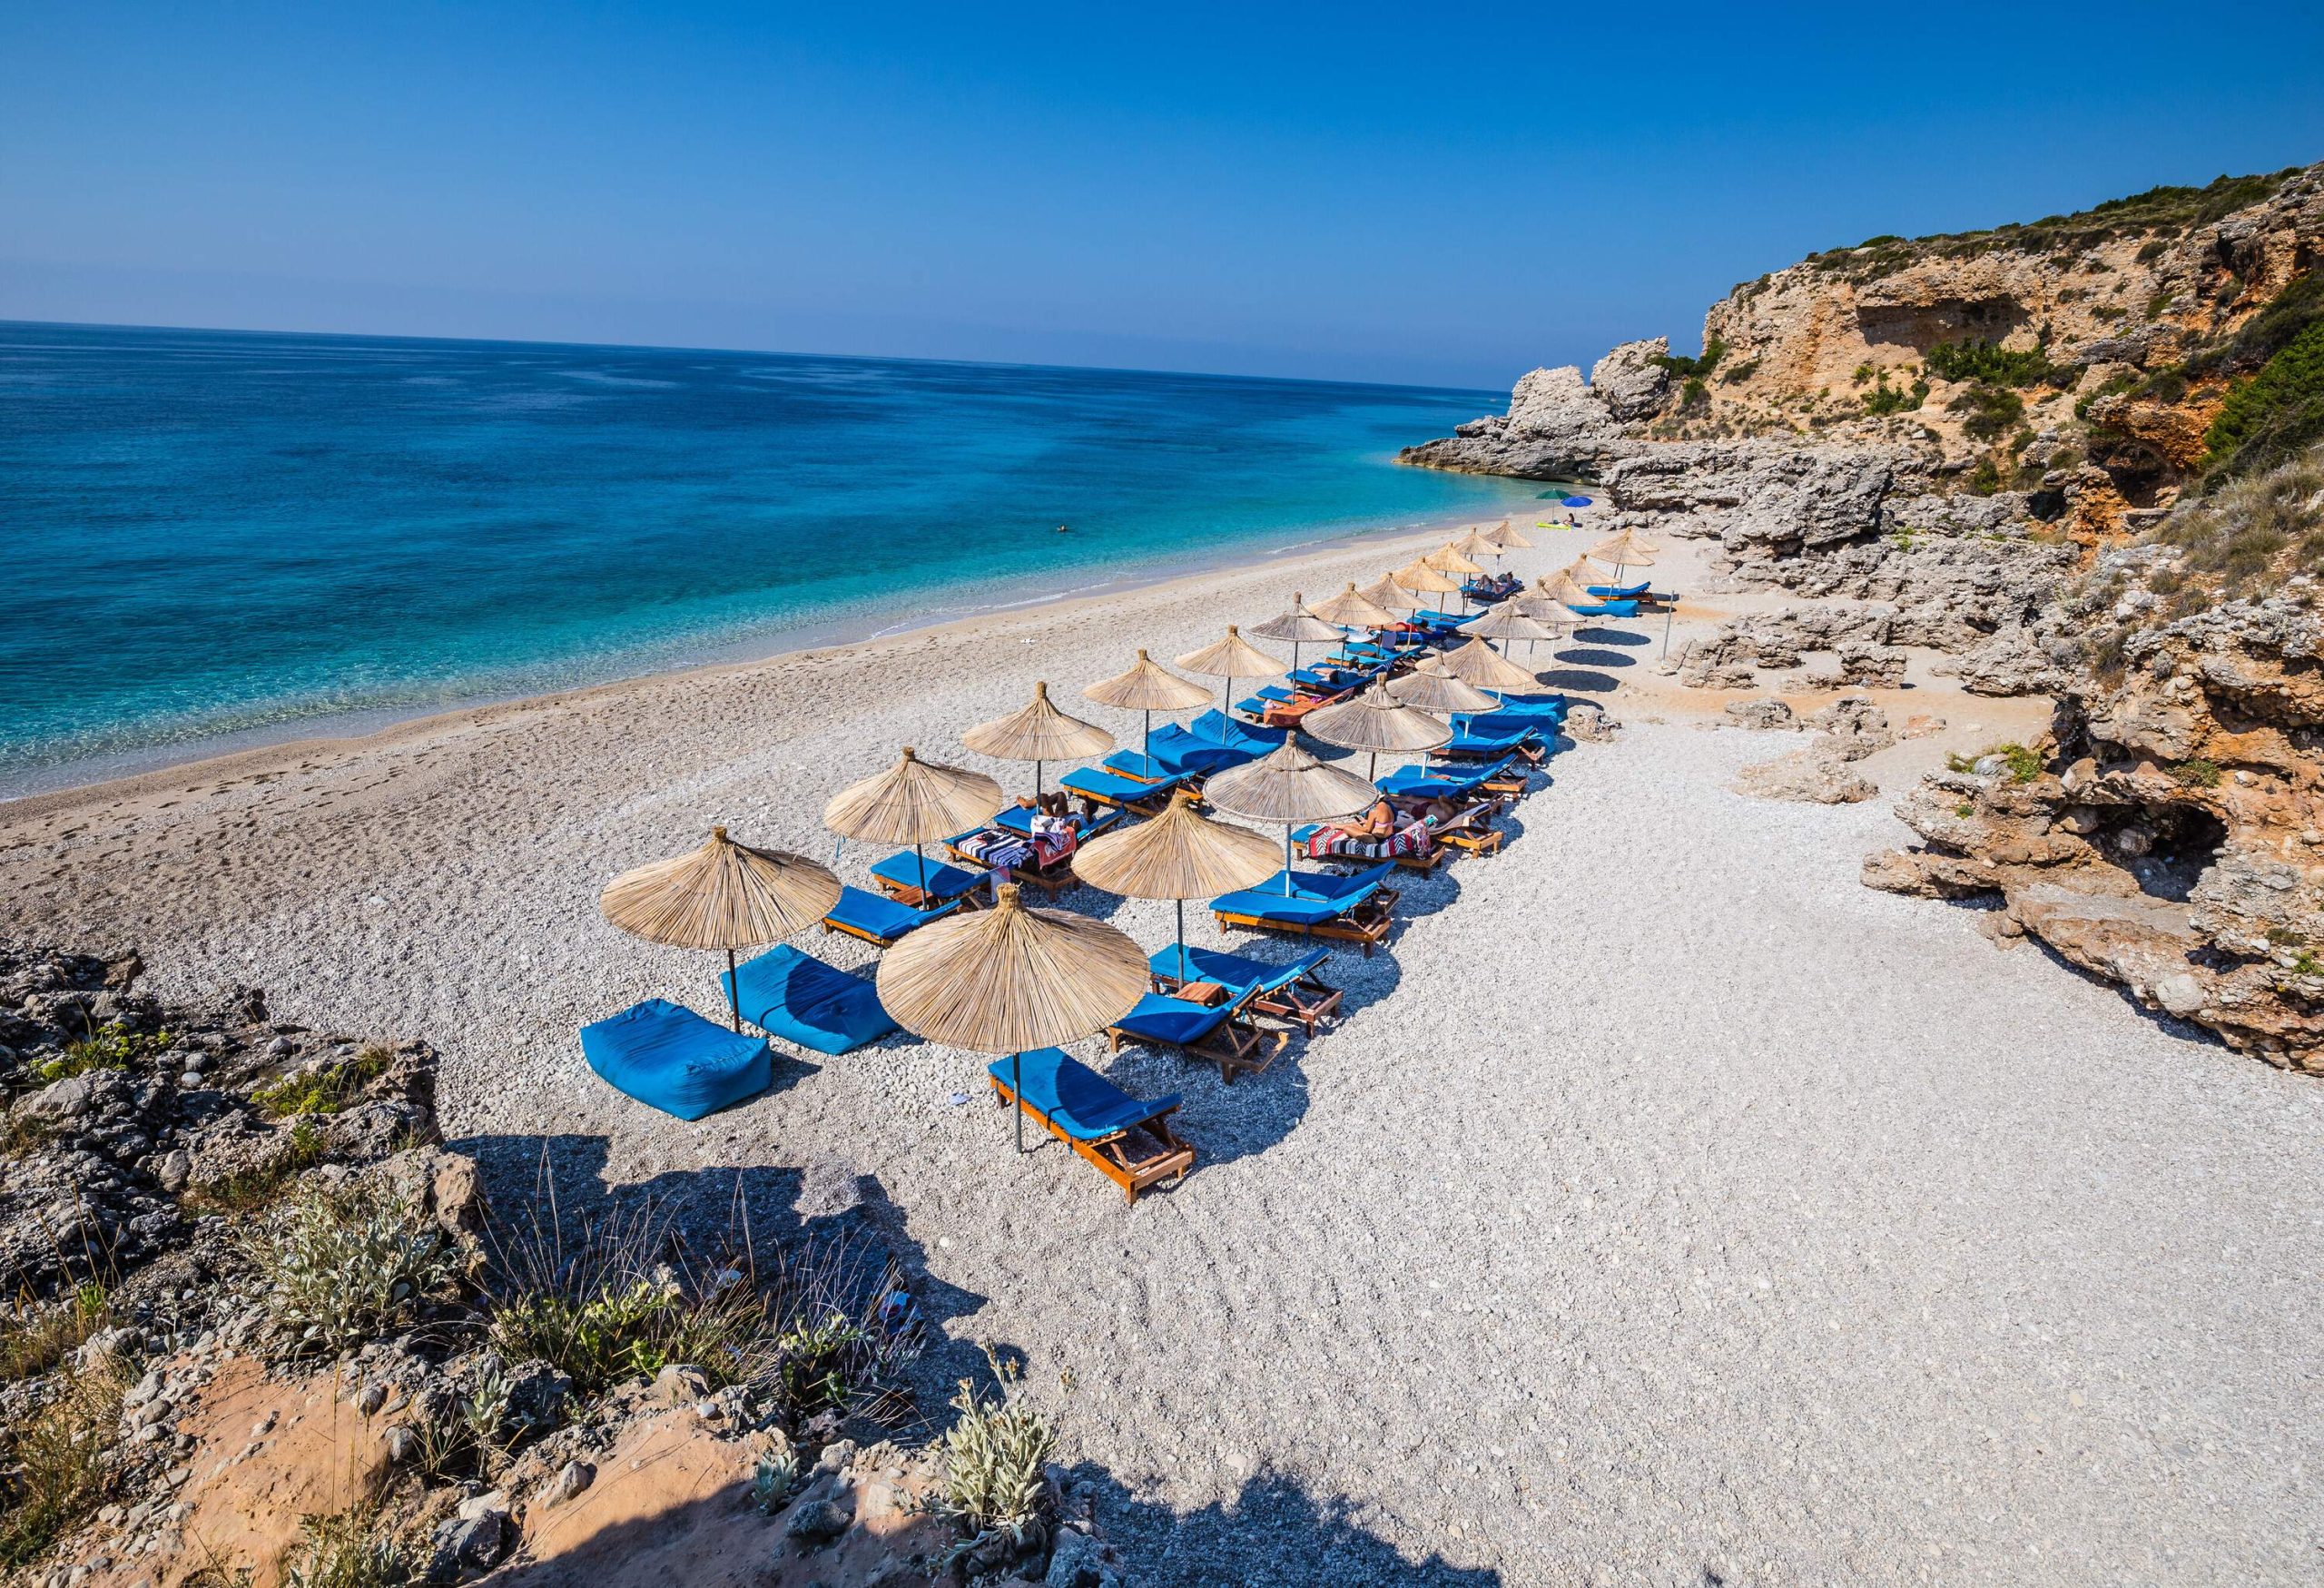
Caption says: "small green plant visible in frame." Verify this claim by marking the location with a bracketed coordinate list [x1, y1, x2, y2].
[0, 1282, 109, 1383]
[1863, 374, 1929, 416]
[2146, 291, 2177, 320]
[1950, 382, 2027, 441]
[752, 1448, 801, 1513]
[0, 1359, 126, 1568]
[281, 1506, 411, 1588]
[2292, 952, 2324, 978]
[1949, 744, 2043, 783]
[253, 1042, 394, 1119]
[244, 1178, 460, 1356]
[935, 1348, 1059, 1559]
[2172, 758, 2222, 788]
[36, 1022, 175, 1083]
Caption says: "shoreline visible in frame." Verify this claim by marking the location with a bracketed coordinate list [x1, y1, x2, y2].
[1, 500, 1554, 813]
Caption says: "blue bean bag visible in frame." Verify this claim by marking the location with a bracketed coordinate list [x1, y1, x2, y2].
[718, 945, 898, 1056]
[578, 999, 769, 1120]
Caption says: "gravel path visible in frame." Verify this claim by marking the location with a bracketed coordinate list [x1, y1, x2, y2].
[3, 525, 2318, 1585]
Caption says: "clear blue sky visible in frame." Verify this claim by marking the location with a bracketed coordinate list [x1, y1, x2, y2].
[5, 2, 2320, 390]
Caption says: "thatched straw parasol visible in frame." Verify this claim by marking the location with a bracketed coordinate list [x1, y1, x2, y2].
[1446, 528, 1502, 562]
[1072, 788, 1278, 962]
[1248, 593, 1344, 675]
[1305, 679, 1452, 779]
[1356, 573, 1417, 616]
[1390, 560, 1460, 606]
[875, 882, 1148, 1151]
[1587, 527, 1659, 583]
[1423, 544, 1486, 577]
[1311, 580, 1399, 630]
[600, 825, 842, 1030]
[1481, 518, 1533, 551]
[824, 746, 1006, 899]
[962, 681, 1114, 796]
[1082, 648, 1212, 761]
[1199, 737, 1378, 892]
[1388, 657, 1499, 715]
[1461, 602, 1554, 652]
[1440, 636, 1539, 696]
[1176, 626, 1286, 712]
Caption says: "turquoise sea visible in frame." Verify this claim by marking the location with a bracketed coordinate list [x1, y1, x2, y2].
[0, 322, 1540, 795]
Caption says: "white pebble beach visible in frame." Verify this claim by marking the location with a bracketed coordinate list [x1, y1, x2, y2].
[4, 519, 2319, 1586]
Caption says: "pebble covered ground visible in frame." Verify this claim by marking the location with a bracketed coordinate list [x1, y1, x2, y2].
[4, 525, 2319, 1585]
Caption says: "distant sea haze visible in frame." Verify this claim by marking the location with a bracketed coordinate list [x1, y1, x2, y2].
[0, 322, 1541, 796]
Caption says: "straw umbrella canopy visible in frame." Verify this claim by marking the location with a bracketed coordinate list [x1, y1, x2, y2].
[1390, 559, 1460, 611]
[1310, 580, 1398, 630]
[1305, 678, 1453, 780]
[823, 746, 1006, 899]
[1440, 636, 1539, 696]
[1446, 528, 1502, 562]
[1461, 602, 1554, 651]
[1423, 544, 1486, 577]
[1481, 518, 1533, 551]
[1199, 737, 1378, 893]
[875, 882, 1148, 1153]
[1587, 527, 1660, 583]
[1390, 656, 1500, 712]
[1072, 788, 1279, 965]
[1082, 648, 1212, 762]
[599, 825, 842, 1031]
[1176, 626, 1286, 713]
[1247, 593, 1344, 676]
[961, 681, 1114, 796]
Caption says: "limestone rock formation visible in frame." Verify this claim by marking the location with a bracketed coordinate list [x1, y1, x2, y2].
[1589, 338, 1675, 421]
[1398, 364, 1629, 478]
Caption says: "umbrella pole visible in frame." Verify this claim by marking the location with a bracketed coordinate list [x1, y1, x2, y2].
[1143, 709, 1153, 763]
[1282, 827, 1294, 893]
[724, 948, 741, 1031]
[1035, 759, 1044, 796]
[915, 843, 928, 899]
[1367, 750, 1378, 782]
[1012, 1051, 1027, 1154]
[1176, 899, 1187, 969]
[1663, 607, 1674, 659]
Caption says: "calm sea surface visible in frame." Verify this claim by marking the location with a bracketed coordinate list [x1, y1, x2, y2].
[0, 322, 1542, 794]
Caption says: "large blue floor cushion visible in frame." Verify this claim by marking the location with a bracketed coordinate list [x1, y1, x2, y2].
[720, 945, 898, 1055]
[579, 998, 769, 1120]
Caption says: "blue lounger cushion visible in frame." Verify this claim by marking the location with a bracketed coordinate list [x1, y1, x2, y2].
[870, 853, 989, 902]
[1441, 725, 1536, 755]
[824, 885, 957, 943]
[579, 999, 769, 1120]
[987, 1049, 1178, 1140]
[1066, 765, 1195, 804]
[1587, 581, 1652, 598]
[1566, 599, 1639, 617]
[719, 945, 896, 1055]
[1212, 863, 1393, 922]
[1187, 710, 1285, 759]
[1376, 756, 1513, 799]
[1112, 992, 1239, 1046]
[1148, 944, 1329, 996]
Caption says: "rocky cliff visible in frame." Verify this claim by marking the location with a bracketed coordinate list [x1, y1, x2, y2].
[1406, 159, 2324, 1068]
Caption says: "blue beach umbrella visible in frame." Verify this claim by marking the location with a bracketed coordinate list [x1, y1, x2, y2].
[1561, 495, 1593, 508]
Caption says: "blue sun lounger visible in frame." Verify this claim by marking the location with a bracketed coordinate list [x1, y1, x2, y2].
[1437, 722, 1540, 761]
[1567, 599, 1640, 617]
[580, 998, 769, 1120]
[1210, 862, 1399, 955]
[987, 1048, 1194, 1202]
[1376, 756, 1520, 802]
[871, 852, 990, 908]
[1147, 944, 1343, 1034]
[1063, 764, 1196, 813]
[1466, 694, 1568, 728]
[1187, 709, 1285, 762]
[1587, 580, 1652, 599]
[1108, 986, 1285, 1083]
[822, 885, 961, 948]
[719, 944, 897, 1055]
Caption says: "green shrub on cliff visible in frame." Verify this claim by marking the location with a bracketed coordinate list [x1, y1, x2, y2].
[1950, 382, 2025, 440]
[1925, 340, 2063, 388]
[1650, 336, 1726, 380]
[2204, 319, 2324, 478]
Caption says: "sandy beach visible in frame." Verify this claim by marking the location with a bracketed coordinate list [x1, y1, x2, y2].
[5, 519, 2320, 1584]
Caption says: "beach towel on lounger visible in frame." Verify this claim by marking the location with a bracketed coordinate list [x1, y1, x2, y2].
[579, 999, 768, 1120]
[720, 945, 897, 1055]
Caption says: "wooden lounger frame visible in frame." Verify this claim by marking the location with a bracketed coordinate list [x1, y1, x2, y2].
[1212, 888, 1399, 958]
[1108, 1003, 1290, 1084]
[988, 1073, 1195, 1203]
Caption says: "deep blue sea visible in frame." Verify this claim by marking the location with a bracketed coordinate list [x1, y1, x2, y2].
[0, 322, 1541, 794]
